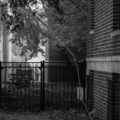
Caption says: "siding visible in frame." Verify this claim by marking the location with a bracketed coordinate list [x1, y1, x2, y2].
[0, 8, 10, 62]
[0, 24, 3, 61]
[3, 27, 9, 62]
[0, 8, 3, 61]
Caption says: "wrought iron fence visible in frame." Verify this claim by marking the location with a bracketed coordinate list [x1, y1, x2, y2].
[0, 61, 86, 112]
[0, 61, 43, 111]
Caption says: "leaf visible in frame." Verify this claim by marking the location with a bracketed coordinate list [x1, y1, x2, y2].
[0, 0, 88, 59]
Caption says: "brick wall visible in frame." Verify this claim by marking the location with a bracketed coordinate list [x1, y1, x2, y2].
[87, 70, 120, 120]
[86, 70, 94, 112]
[111, 73, 120, 120]
[87, 0, 120, 120]
[94, 71, 112, 120]
[87, 0, 120, 57]
[113, 0, 120, 30]
[87, 0, 113, 57]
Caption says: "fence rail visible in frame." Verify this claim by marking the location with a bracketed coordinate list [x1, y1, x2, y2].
[0, 61, 86, 112]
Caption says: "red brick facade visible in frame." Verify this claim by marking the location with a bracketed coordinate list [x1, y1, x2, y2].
[87, 0, 120, 120]
[87, 0, 113, 57]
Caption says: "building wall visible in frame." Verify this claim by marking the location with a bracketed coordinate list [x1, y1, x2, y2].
[0, 7, 11, 83]
[0, 7, 10, 62]
[87, 0, 120, 120]
[0, 8, 3, 61]
[87, 0, 113, 57]
[3, 27, 10, 62]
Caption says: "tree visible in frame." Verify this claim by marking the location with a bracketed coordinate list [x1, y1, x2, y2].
[11, 43, 30, 62]
[0, 0, 88, 59]
[45, 0, 88, 59]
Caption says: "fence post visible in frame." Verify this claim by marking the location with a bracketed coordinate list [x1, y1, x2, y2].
[42, 61, 45, 110]
[41, 61, 45, 110]
[83, 59, 86, 103]
[40, 61, 43, 110]
[0, 61, 3, 108]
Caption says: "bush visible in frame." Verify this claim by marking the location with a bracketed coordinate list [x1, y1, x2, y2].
[15, 68, 33, 89]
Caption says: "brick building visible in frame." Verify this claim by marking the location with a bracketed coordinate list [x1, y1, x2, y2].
[87, 0, 120, 120]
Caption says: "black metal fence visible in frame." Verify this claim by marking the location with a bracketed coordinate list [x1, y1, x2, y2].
[0, 61, 86, 112]
[44, 62, 78, 110]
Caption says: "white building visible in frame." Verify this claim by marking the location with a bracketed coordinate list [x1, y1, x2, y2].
[0, 7, 11, 62]
[0, 7, 12, 83]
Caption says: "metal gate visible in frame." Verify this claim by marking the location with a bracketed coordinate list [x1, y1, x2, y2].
[0, 61, 45, 112]
[0, 61, 86, 112]
[43, 61, 79, 110]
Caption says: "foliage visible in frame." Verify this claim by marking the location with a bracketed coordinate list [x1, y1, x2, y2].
[8, 64, 34, 89]
[15, 68, 33, 89]
[45, 0, 88, 59]
[0, 0, 88, 58]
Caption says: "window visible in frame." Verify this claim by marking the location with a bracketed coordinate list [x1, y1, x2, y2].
[113, 0, 120, 30]
[90, 0, 94, 30]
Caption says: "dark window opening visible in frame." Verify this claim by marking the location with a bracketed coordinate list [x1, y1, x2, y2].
[90, 0, 94, 30]
[113, 1, 120, 30]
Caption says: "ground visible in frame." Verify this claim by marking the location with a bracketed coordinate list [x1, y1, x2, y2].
[0, 109, 90, 120]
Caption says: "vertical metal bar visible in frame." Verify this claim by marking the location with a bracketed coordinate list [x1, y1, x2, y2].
[13, 62, 15, 110]
[12, 61, 14, 110]
[56, 63, 58, 109]
[61, 66, 63, 108]
[42, 61, 45, 110]
[53, 63, 55, 108]
[5, 63, 7, 102]
[83, 59, 86, 103]
[17, 62, 19, 110]
[40, 62, 42, 110]
[41, 61, 45, 110]
[67, 66, 69, 109]
[51, 64, 53, 107]
[0, 61, 2, 108]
